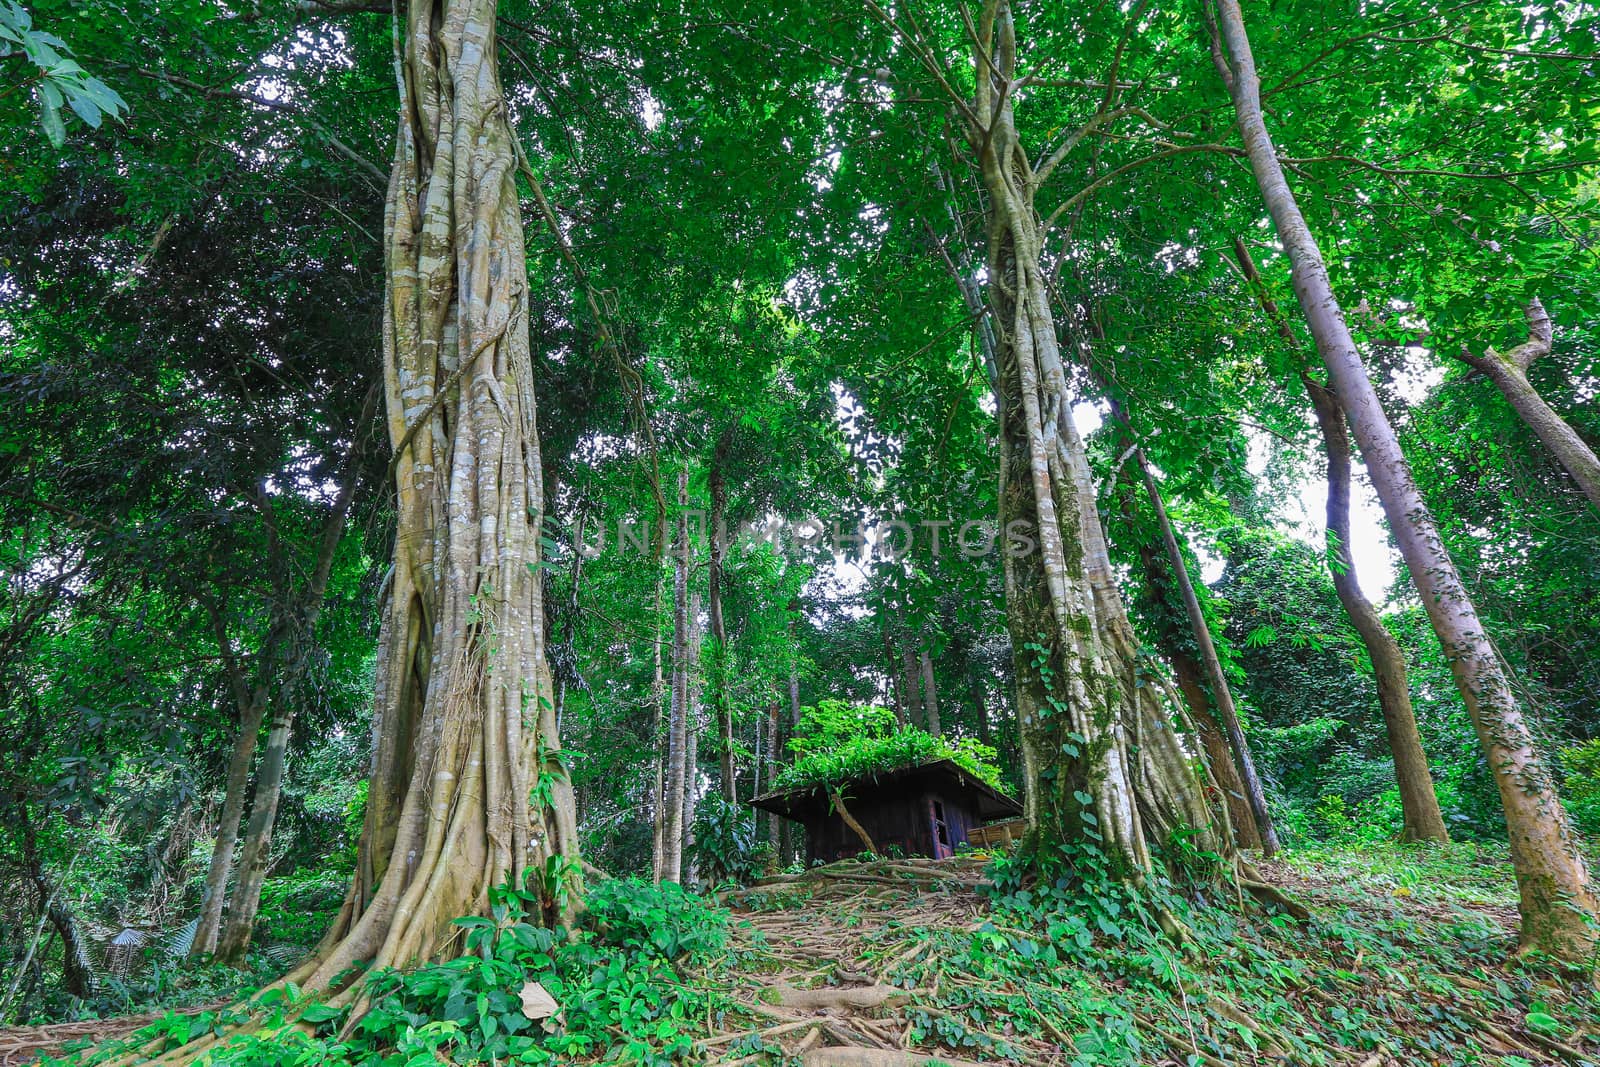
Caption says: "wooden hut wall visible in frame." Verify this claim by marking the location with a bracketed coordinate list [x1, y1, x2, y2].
[802, 784, 986, 864]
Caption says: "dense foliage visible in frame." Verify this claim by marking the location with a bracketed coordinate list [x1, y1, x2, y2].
[2, 0, 1598, 1058]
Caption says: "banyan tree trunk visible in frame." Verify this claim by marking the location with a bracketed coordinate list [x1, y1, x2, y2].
[969, 1, 1223, 873]
[1211, 0, 1598, 962]
[281, 0, 579, 996]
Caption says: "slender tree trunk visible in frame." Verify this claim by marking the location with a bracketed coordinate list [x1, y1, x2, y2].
[708, 435, 736, 802]
[1232, 236, 1449, 844]
[650, 520, 668, 883]
[191, 680, 267, 959]
[1118, 479, 1262, 851]
[970, 674, 990, 747]
[663, 468, 690, 884]
[918, 647, 941, 736]
[955, 0, 1223, 873]
[215, 703, 294, 965]
[216, 436, 368, 965]
[883, 625, 906, 724]
[1139, 456, 1279, 856]
[788, 655, 802, 730]
[1211, 0, 1597, 961]
[766, 701, 781, 855]
[16, 802, 93, 1000]
[682, 590, 703, 879]
[899, 642, 920, 727]
[191, 592, 288, 960]
[274, 0, 579, 999]
[1304, 377, 1451, 843]
[1171, 649, 1261, 851]
[1458, 299, 1600, 512]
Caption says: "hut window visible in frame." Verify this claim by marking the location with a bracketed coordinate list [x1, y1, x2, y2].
[932, 799, 951, 847]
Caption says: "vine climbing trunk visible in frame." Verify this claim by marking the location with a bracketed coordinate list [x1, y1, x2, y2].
[1211, 0, 1597, 961]
[950, 0, 1223, 873]
[272, 0, 580, 998]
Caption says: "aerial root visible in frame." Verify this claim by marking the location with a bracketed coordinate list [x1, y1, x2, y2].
[798, 1050, 990, 1067]
[1236, 859, 1312, 921]
[771, 983, 918, 1011]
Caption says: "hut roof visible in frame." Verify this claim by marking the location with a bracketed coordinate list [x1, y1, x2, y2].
[748, 758, 1023, 823]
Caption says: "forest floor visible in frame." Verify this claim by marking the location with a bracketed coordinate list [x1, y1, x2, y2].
[697, 844, 1598, 1066]
[10, 844, 1600, 1066]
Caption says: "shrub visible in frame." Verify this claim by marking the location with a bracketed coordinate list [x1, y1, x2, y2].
[774, 699, 1005, 793]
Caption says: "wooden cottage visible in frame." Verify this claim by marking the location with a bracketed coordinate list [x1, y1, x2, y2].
[749, 758, 1024, 865]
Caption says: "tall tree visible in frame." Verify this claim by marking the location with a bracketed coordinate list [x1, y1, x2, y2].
[661, 468, 691, 884]
[1232, 235, 1449, 844]
[280, 0, 580, 998]
[872, 0, 1225, 871]
[1209, 0, 1596, 961]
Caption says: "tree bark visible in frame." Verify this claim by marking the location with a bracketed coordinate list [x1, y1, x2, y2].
[766, 701, 781, 854]
[651, 516, 668, 883]
[1458, 299, 1600, 513]
[899, 642, 920, 728]
[918, 647, 941, 737]
[662, 467, 691, 884]
[682, 589, 703, 878]
[708, 433, 736, 802]
[1304, 377, 1451, 843]
[276, 0, 579, 997]
[949, 0, 1223, 874]
[1211, 0, 1597, 961]
[1139, 456, 1279, 856]
[190, 637, 267, 959]
[882, 624, 906, 725]
[214, 703, 293, 966]
[969, 673, 990, 747]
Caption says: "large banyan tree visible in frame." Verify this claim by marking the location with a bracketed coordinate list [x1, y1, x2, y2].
[285, 0, 580, 996]
[867, 0, 1231, 875]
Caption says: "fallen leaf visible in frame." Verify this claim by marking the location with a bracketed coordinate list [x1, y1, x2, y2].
[520, 981, 559, 1020]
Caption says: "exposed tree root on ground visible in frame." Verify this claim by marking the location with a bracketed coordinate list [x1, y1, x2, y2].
[696, 853, 1595, 1065]
[21, 851, 1596, 1065]
[0, 1001, 229, 1066]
